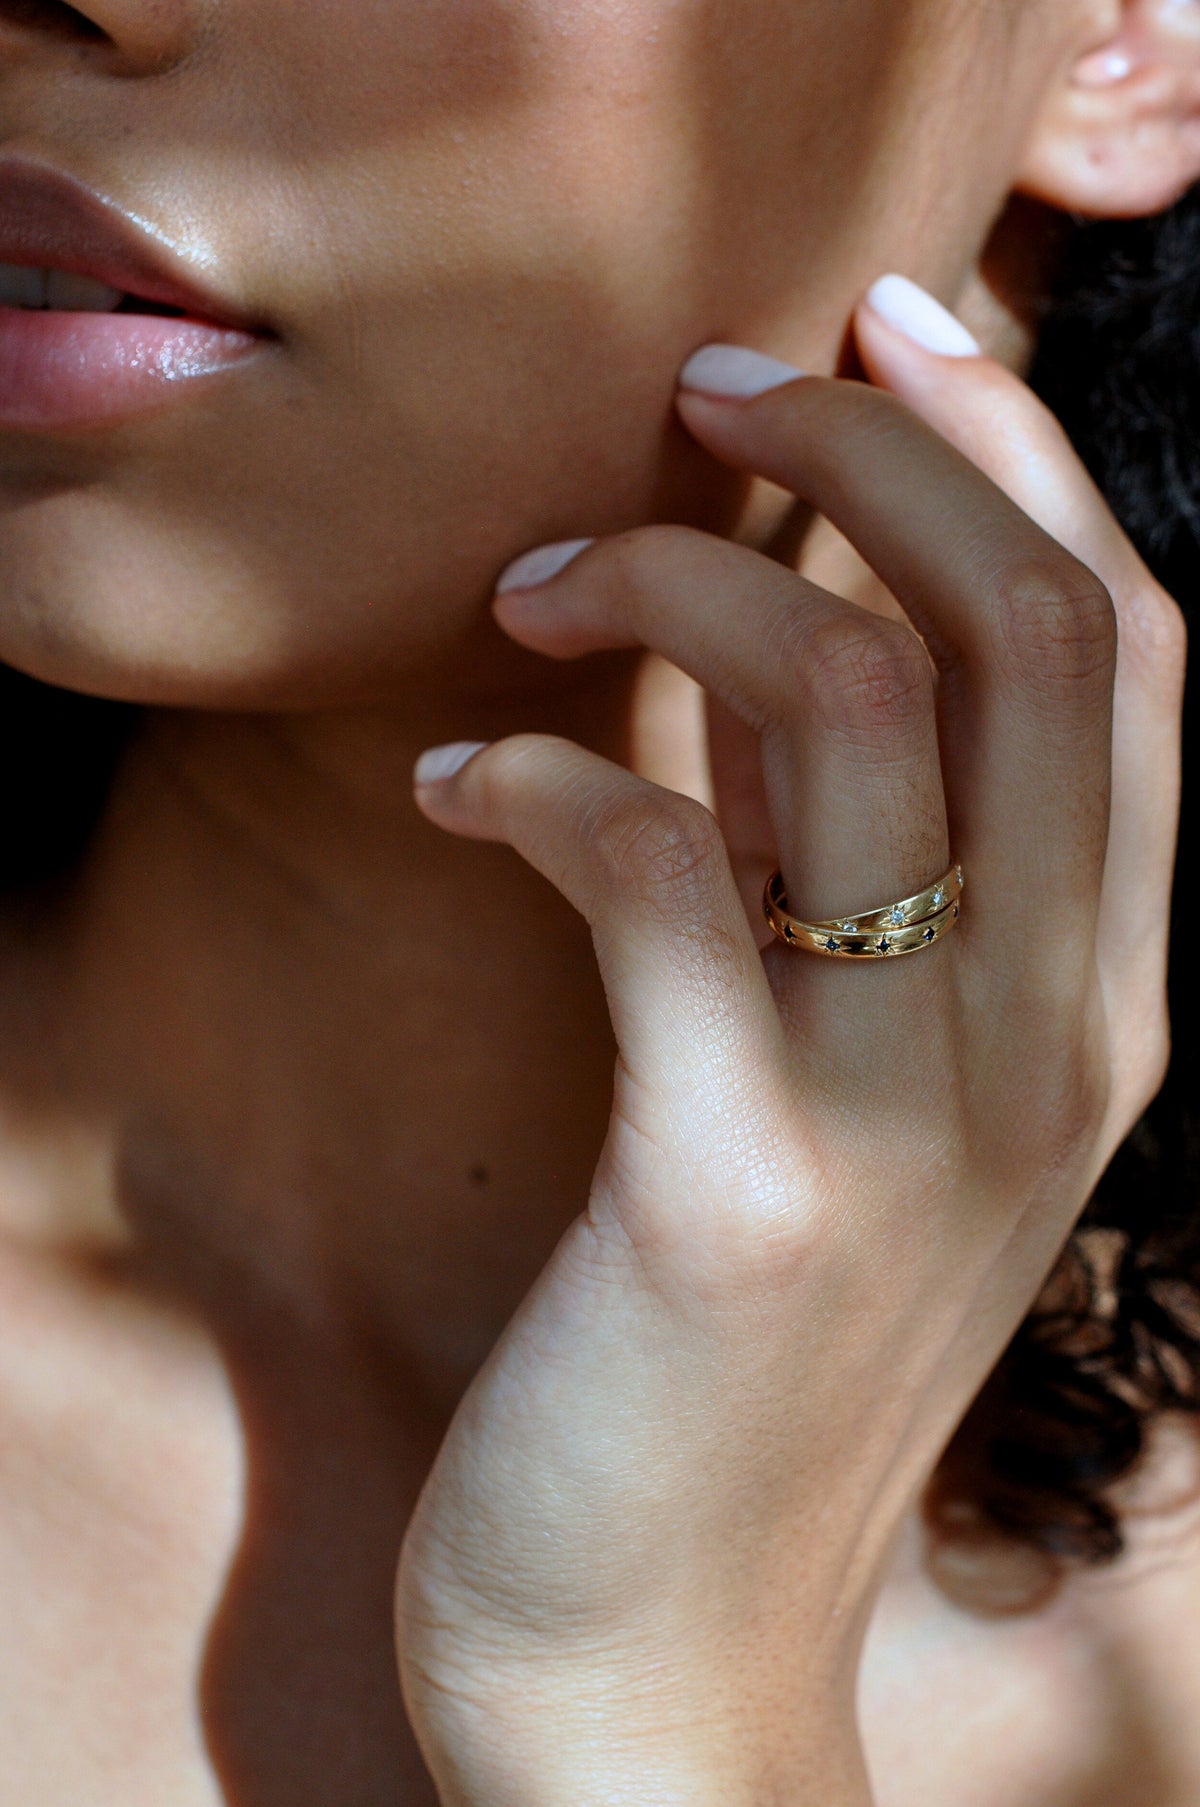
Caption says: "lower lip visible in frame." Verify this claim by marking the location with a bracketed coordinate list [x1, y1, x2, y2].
[0, 307, 262, 429]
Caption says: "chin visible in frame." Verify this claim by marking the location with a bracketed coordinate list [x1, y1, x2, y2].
[0, 414, 736, 715]
[0, 482, 578, 712]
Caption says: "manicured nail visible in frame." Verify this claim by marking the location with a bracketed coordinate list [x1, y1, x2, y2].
[496, 538, 594, 596]
[865, 275, 981, 358]
[678, 344, 804, 399]
[414, 741, 490, 787]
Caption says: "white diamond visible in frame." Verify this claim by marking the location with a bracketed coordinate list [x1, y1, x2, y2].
[931, 888, 945, 910]
[889, 905, 906, 926]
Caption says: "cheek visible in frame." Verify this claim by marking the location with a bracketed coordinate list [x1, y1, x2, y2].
[0, 349, 736, 711]
[0, 0, 1037, 709]
[262, 0, 913, 344]
[250, 1, 908, 551]
[280, 0, 1025, 409]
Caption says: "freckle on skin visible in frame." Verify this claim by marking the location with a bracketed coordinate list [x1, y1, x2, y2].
[469, 1164, 489, 1188]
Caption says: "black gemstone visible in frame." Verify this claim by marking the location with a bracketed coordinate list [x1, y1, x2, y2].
[877, 937, 892, 954]
[924, 926, 936, 943]
[824, 936, 840, 953]
[785, 925, 796, 943]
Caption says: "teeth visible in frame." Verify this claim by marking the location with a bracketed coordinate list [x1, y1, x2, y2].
[0, 262, 124, 312]
[0, 265, 46, 308]
[45, 270, 124, 312]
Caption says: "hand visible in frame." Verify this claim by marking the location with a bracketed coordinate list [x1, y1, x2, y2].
[398, 294, 1184, 1807]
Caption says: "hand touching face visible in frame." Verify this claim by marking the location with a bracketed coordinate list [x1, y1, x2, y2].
[1, 0, 1086, 707]
[397, 291, 1183, 1806]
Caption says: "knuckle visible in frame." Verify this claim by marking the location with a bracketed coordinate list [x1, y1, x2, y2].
[1117, 1002, 1172, 1124]
[607, 523, 705, 596]
[1137, 1018, 1172, 1115]
[1119, 581, 1187, 691]
[475, 732, 553, 808]
[1004, 1025, 1110, 1187]
[786, 611, 932, 747]
[802, 379, 914, 467]
[990, 556, 1116, 697]
[593, 790, 725, 918]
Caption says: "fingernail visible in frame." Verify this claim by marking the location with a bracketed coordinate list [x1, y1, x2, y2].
[496, 538, 594, 596]
[414, 741, 490, 787]
[864, 275, 981, 358]
[678, 344, 804, 399]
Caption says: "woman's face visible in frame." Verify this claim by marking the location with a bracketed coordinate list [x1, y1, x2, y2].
[0, 0, 1076, 707]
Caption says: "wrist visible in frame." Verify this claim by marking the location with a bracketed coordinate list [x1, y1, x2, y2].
[406, 1665, 874, 1807]
[427, 1737, 875, 1807]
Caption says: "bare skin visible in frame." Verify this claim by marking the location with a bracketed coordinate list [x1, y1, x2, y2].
[2, 0, 1200, 1802]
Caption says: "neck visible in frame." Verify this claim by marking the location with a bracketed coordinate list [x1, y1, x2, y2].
[0, 219, 1047, 1412]
[1, 642, 705, 1415]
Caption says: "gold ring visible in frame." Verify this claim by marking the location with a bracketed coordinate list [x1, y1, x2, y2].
[806, 862, 963, 934]
[763, 867, 963, 959]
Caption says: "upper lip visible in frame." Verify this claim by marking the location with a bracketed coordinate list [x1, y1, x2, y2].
[0, 155, 264, 331]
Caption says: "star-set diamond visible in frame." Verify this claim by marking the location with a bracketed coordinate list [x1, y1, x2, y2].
[763, 863, 963, 956]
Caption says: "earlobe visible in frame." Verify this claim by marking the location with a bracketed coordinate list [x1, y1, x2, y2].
[1017, 0, 1200, 219]
[1072, 46, 1135, 89]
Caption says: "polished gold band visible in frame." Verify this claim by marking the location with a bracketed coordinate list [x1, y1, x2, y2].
[763, 866, 963, 959]
[805, 862, 963, 934]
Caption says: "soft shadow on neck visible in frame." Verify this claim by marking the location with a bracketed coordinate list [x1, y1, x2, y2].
[0, 646, 662, 1801]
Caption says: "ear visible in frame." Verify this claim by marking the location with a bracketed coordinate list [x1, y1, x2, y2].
[1018, 0, 1200, 217]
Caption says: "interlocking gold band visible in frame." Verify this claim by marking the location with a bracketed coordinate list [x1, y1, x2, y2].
[802, 862, 964, 934]
[763, 867, 963, 959]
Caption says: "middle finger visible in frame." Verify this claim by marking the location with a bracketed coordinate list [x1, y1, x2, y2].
[494, 527, 949, 933]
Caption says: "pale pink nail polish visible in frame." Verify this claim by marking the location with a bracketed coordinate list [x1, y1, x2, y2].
[678, 343, 804, 399]
[1074, 49, 1133, 89]
[865, 274, 981, 358]
[495, 539, 594, 596]
[414, 742, 490, 787]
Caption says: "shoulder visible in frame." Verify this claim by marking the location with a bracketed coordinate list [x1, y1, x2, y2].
[860, 1430, 1200, 1807]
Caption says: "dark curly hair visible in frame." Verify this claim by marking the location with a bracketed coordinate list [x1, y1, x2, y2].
[931, 185, 1200, 1569]
[2, 187, 1199, 1575]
